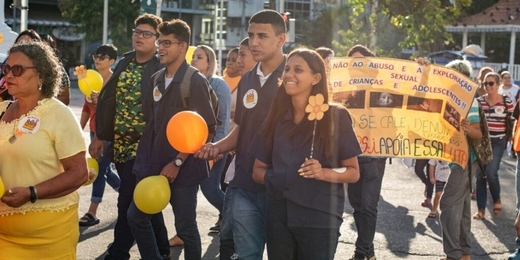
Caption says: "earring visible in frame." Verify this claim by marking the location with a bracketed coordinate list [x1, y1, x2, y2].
[38, 82, 42, 91]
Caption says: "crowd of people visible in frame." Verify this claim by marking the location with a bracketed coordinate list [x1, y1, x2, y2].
[1, 8, 520, 260]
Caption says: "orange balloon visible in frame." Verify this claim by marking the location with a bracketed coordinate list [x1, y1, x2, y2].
[166, 111, 208, 154]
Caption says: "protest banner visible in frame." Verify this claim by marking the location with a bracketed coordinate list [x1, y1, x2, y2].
[329, 57, 478, 167]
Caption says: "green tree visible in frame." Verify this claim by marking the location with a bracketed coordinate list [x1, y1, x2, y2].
[58, 0, 140, 53]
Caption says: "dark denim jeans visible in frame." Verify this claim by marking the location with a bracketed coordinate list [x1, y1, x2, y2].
[200, 154, 227, 216]
[128, 184, 201, 260]
[476, 136, 507, 210]
[104, 160, 169, 260]
[266, 198, 339, 260]
[348, 158, 386, 257]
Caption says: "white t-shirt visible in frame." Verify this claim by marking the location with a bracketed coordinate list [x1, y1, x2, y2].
[428, 159, 450, 182]
[500, 84, 520, 106]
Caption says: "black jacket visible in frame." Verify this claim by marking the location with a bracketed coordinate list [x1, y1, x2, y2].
[95, 51, 163, 141]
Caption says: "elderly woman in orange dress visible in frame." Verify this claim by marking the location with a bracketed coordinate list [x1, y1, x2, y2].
[0, 41, 87, 259]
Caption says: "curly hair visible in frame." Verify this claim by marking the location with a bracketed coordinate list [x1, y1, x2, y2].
[158, 19, 191, 49]
[8, 42, 63, 98]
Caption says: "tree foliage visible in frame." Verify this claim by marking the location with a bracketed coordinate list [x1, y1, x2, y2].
[58, 0, 140, 53]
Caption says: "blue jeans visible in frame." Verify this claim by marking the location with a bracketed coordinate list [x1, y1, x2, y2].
[348, 158, 386, 257]
[266, 198, 339, 260]
[200, 154, 227, 216]
[105, 160, 169, 260]
[476, 136, 507, 210]
[128, 184, 201, 260]
[219, 187, 266, 260]
[89, 132, 120, 203]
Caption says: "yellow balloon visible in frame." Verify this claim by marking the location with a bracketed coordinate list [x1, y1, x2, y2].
[186, 46, 196, 64]
[0, 176, 4, 198]
[133, 175, 171, 214]
[78, 70, 103, 97]
[83, 158, 99, 186]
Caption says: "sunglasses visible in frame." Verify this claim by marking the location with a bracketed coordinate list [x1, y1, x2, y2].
[1, 64, 36, 77]
[132, 28, 157, 39]
[92, 54, 110, 61]
[483, 81, 496, 87]
[155, 40, 183, 48]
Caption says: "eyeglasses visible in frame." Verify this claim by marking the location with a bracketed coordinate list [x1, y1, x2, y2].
[483, 81, 496, 87]
[502, 76, 511, 79]
[155, 40, 183, 48]
[1, 64, 36, 77]
[132, 28, 157, 39]
[92, 54, 110, 61]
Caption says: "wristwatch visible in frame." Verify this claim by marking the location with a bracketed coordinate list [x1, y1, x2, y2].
[174, 157, 184, 167]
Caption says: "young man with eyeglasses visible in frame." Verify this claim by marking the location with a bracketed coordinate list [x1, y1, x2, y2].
[89, 14, 170, 260]
[79, 44, 121, 228]
[127, 19, 216, 260]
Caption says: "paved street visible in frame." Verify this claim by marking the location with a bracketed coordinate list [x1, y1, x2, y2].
[69, 87, 518, 259]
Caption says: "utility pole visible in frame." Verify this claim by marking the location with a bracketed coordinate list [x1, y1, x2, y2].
[218, 0, 224, 71]
[20, 0, 28, 32]
[102, 0, 108, 44]
[240, 0, 245, 40]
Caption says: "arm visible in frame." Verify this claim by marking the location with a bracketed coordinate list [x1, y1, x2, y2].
[57, 87, 71, 105]
[80, 111, 90, 130]
[195, 125, 240, 160]
[462, 119, 482, 140]
[299, 157, 360, 184]
[428, 164, 436, 185]
[253, 159, 267, 184]
[2, 151, 88, 207]
[160, 152, 189, 183]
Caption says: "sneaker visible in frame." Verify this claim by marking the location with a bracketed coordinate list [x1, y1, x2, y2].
[349, 252, 376, 260]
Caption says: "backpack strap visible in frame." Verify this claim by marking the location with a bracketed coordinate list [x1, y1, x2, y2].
[180, 66, 198, 109]
[152, 68, 166, 91]
[330, 106, 341, 168]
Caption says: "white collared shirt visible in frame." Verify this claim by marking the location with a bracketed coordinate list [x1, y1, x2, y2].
[256, 63, 272, 87]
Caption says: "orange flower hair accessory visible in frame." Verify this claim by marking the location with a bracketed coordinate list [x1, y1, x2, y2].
[73, 65, 87, 80]
[306, 93, 329, 159]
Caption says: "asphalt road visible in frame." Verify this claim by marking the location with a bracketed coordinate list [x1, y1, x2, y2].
[69, 88, 518, 260]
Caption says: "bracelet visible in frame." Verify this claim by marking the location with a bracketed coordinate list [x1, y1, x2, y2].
[29, 186, 38, 203]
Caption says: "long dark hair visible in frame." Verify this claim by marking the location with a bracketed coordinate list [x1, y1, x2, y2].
[260, 48, 333, 160]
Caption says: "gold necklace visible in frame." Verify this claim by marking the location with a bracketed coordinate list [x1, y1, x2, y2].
[9, 105, 20, 144]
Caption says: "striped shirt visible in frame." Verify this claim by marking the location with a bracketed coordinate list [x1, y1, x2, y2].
[477, 95, 514, 138]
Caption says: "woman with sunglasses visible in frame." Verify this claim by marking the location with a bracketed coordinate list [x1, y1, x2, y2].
[474, 72, 515, 220]
[168, 44, 232, 247]
[0, 42, 88, 258]
[79, 44, 121, 227]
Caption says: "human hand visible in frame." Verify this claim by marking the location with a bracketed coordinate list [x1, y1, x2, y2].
[1, 187, 31, 207]
[194, 143, 220, 160]
[430, 178, 436, 185]
[461, 119, 470, 133]
[160, 162, 180, 183]
[415, 57, 431, 66]
[88, 136, 104, 159]
[91, 92, 99, 105]
[298, 158, 324, 180]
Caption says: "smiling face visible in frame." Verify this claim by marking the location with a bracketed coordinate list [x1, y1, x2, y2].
[282, 55, 321, 98]
[157, 34, 186, 66]
[132, 24, 158, 55]
[191, 48, 210, 75]
[3, 52, 40, 98]
[502, 73, 512, 86]
[483, 75, 500, 94]
[247, 23, 284, 63]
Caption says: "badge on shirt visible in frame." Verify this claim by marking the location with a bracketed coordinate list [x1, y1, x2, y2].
[495, 107, 505, 114]
[18, 115, 41, 134]
[243, 89, 258, 109]
[153, 86, 162, 101]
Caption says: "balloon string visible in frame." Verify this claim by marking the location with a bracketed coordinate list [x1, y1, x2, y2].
[83, 78, 93, 92]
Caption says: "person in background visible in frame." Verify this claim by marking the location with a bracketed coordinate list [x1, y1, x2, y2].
[223, 47, 241, 124]
[39, 34, 71, 105]
[195, 10, 287, 259]
[476, 66, 494, 97]
[473, 72, 514, 220]
[79, 44, 121, 227]
[415, 159, 434, 208]
[0, 41, 87, 259]
[500, 71, 520, 106]
[89, 13, 170, 259]
[315, 46, 334, 72]
[344, 44, 387, 260]
[439, 59, 482, 260]
[427, 159, 450, 218]
[168, 44, 231, 246]
[252, 48, 361, 259]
